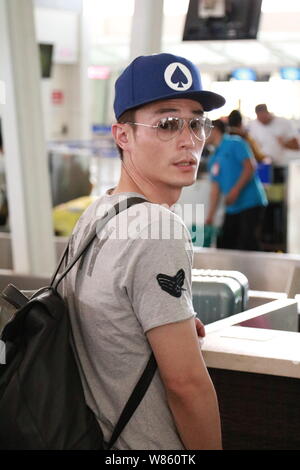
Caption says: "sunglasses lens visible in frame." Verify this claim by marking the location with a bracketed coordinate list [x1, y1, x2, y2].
[157, 118, 181, 141]
[190, 118, 213, 140]
[156, 117, 213, 141]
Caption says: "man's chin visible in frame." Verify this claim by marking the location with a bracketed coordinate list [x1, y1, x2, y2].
[181, 175, 197, 187]
[171, 181, 197, 192]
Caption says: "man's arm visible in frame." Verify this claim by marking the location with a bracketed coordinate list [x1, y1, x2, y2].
[205, 181, 221, 226]
[146, 318, 222, 450]
[225, 158, 255, 206]
[278, 136, 300, 150]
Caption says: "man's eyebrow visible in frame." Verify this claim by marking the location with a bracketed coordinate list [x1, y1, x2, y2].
[192, 109, 204, 116]
[153, 107, 204, 116]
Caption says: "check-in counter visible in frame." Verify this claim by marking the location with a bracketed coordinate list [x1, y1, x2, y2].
[202, 299, 300, 449]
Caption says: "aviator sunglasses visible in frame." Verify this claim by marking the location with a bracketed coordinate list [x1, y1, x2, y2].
[123, 116, 214, 142]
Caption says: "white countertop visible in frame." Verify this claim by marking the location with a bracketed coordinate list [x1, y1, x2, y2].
[202, 298, 300, 378]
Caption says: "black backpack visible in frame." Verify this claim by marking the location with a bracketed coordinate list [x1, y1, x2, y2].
[0, 197, 157, 450]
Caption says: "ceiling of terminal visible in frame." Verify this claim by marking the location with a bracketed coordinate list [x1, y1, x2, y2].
[34, 0, 300, 74]
[164, 34, 300, 74]
[160, 0, 300, 74]
[172, 12, 300, 73]
[87, 0, 300, 75]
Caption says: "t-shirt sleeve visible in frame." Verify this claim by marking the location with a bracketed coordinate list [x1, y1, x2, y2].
[124, 213, 196, 333]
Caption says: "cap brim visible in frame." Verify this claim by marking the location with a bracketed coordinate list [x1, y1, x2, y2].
[117, 90, 225, 118]
[183, 90, 226, 111]
[155, 90, 225, 112]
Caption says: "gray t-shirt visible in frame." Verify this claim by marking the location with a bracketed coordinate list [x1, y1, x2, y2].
[63, 190, 196, 450]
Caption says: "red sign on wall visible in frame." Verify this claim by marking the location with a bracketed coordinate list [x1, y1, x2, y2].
[51, 90, 64, 105]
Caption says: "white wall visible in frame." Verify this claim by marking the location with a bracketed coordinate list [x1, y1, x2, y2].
[35, 5, 85, 141]
[41, 63, 84, 140]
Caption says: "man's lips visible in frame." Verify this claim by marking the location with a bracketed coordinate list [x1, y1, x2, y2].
[173, 159, 197, 167]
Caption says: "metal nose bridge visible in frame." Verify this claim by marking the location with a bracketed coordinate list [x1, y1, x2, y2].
[178, 119, 197, 143]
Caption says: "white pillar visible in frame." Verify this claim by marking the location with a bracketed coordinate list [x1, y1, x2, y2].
[0, 0, 56, 276]
[78, 1, 91, 139]
[129, 0, 164, 61]
[67, 0, 90, 140]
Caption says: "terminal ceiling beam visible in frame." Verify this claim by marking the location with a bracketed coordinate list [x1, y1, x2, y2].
[0, 0, 56, 275]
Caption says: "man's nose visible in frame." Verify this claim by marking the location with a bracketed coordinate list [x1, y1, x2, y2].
[178, 121, 196, 146]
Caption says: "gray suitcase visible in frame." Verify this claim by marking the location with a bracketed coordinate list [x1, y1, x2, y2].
[192, 269, 249, 325]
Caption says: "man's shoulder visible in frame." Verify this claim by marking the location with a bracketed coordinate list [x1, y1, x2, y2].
[73, 193, 187, 234]
[272, 116, 293, 129]
[223, 133, 248, 149]
[125, 201, 188, 235]
[273, 116, 287, 123]
[226, 134, 244, 143]
[91, 197, 191, 246]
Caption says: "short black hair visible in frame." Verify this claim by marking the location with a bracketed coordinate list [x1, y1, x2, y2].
[255, 103, 268, 113]
[212, 119, 226, 134]
[228, 110, 242, 127]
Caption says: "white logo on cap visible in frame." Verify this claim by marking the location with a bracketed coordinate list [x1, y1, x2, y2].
[164, 63, 193, 91]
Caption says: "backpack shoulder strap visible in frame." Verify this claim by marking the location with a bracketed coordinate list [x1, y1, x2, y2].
[107, 352, 157, 449]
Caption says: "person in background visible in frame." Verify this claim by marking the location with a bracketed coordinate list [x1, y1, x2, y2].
[228, 109, 266, 163]
[63, 53, 223, 450]
[205, 119, 268, 251]
[248, 104, 300, 182]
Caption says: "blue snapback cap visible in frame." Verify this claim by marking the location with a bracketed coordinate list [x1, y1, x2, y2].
[114, 53, 225, 120]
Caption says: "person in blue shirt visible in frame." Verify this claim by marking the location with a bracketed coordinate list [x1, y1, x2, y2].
[205, 119, 268, 250]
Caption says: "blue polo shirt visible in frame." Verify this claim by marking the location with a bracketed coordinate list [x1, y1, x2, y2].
[207, 134, 268, 214]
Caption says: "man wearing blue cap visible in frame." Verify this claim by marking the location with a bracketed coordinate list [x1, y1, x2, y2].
[64, 53, 224, 450]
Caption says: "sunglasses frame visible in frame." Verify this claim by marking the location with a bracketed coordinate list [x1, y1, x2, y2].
[123, 116, 214, 142]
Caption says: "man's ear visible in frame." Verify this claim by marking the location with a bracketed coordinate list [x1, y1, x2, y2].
[112, 123, 130, 151]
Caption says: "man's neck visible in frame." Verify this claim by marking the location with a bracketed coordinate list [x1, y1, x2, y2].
[112, 167, 181, 207]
